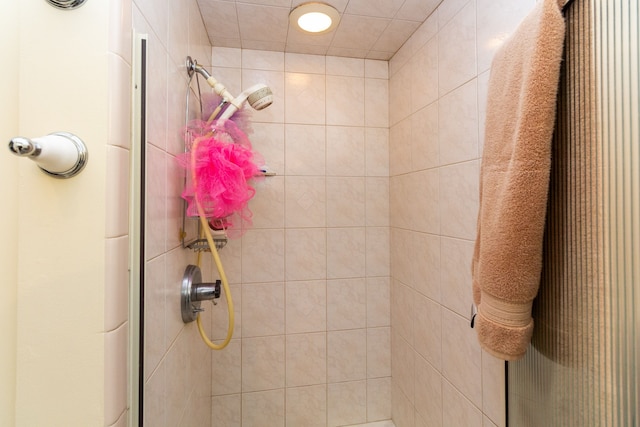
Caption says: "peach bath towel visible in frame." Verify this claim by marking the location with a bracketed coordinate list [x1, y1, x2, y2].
[472, 0, 566, 360]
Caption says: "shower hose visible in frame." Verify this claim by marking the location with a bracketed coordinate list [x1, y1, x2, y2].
[191, 135, 234, 350]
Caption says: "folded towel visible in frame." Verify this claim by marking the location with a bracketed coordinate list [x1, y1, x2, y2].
[472, 0, 566, 361]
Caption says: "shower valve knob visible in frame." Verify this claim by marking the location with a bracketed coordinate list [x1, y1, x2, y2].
[181, 265, 222, 323]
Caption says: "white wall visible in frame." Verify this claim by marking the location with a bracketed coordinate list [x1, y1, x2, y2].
[204, 48, 391, 427]
[0, 2, 19, 425]
[388, 0, 535, 426]
[12, 1, 111, 425]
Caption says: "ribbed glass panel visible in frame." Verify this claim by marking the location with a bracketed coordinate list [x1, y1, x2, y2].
[507, 0, 638, 425]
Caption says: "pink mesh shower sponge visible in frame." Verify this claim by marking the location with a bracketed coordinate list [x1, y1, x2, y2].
[178, 119, 263, 235]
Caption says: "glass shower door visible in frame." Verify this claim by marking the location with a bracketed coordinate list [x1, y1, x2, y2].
[507, 0, 639, 425]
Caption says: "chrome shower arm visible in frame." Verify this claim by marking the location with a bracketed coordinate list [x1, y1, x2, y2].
[186, 56, 234, 102]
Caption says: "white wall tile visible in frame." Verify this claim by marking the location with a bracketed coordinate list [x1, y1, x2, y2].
[286, 333, 327, 387]
[367, 277, 391, 327]
[327, 177, 366, 227]
[441, 309, 482, 407]
[327, 227, 366, 279]
[367, 377, 392, 421]
[440, 237, 475, 316]
[241, 229, 285, 282]
[286, 385, 327, 427]
[414, 294, 442, 370]
[367, 327, 391, 378]
[144, 255, 166, 381]
[242, 336, 285, 392]
[365, 128, 390, 177]
[285, 176, 326, 227]
[285, 228, 327, 281]
[482, 351, 506, 427]
[391, 381, 415, 427]
[285, 72, 326, 124]
[411, 101, 439, 171]
[327, 380, 367, 427]
[212, 394, 242, 426]
[242, 282, 285, 337]
[285, 53, 326, 73]
[326, 126, 365, 176]
[144, 146, 167, 259]
[106, 146, 131, 238]
[438, 0, 477, 96]
[365, 59, 389, 79]
[411, 36, 439, 114]
[392, 332, 416, 405]
[285, 124, 326, 175]
[211, 339, 242, 396]
[105, 236, 129, 331]
[248, 175, 285, 229]
[250, 122, 284, 173]
[411, 231, 441, 301]
[366, 227, 390, 277]
[326, 75, 365, 126]
[414, 355, 443, 426]
[365, 77, 390, 128]
[242, 389, 285, 427]
[327, 278, 367, 330]
[439, 160, 479, 240]
[328, 329, 367, 382]
[366, 177, 390, 226]
[109, 0, 132, 63]
[442, 380, 483, 427]
[476, 0, 535, 73]
[212, 47, 242, 68]
[108, 54, 131, 150]
[285, 280, 327, 333]
[143, 359, 165, 426]
[438, 78, 479, 165]
[389, 118, 412, 176]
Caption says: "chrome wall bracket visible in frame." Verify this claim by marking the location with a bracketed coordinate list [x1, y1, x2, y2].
[8, 132, 88, 179]
[181, 265, 221, 323]
[46, 0, 88, 10]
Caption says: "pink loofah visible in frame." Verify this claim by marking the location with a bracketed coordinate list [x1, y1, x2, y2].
[178, 119, 263, 236]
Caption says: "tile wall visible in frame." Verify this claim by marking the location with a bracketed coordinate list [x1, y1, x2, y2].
[130, 0, 216, 426]
[388, 0, 535, 426]
[206, 48, 391, 427]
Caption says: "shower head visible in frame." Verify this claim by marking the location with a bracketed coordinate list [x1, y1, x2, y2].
[186, 56, 274, 121]
[218, 83, 274, 120]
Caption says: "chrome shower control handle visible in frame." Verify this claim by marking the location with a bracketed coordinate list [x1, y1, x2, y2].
[8, 132, 88, 179]
[181, 265, 222, 323]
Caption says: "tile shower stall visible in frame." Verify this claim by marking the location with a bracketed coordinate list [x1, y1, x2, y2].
[128, 0, 538, 426]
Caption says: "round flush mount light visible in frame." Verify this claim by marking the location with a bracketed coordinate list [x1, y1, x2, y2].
[290, 2, 340, 34]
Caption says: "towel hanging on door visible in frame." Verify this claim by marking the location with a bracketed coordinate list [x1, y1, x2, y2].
[471, 0, 566, 361]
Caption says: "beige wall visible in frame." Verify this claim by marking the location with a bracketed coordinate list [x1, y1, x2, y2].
[388, 0, 535, 426]
[8, 1, 112, 425]
[0, 2, 19, 426]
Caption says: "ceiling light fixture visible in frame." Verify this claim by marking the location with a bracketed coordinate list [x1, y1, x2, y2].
[290, 2, 340, 34]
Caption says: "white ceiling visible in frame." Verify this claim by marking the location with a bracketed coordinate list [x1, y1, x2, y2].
[197, 0, 442, 60]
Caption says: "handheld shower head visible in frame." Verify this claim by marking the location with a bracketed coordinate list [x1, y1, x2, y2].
[186, 57, 274, 121]
[218, 83, 274, 120]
